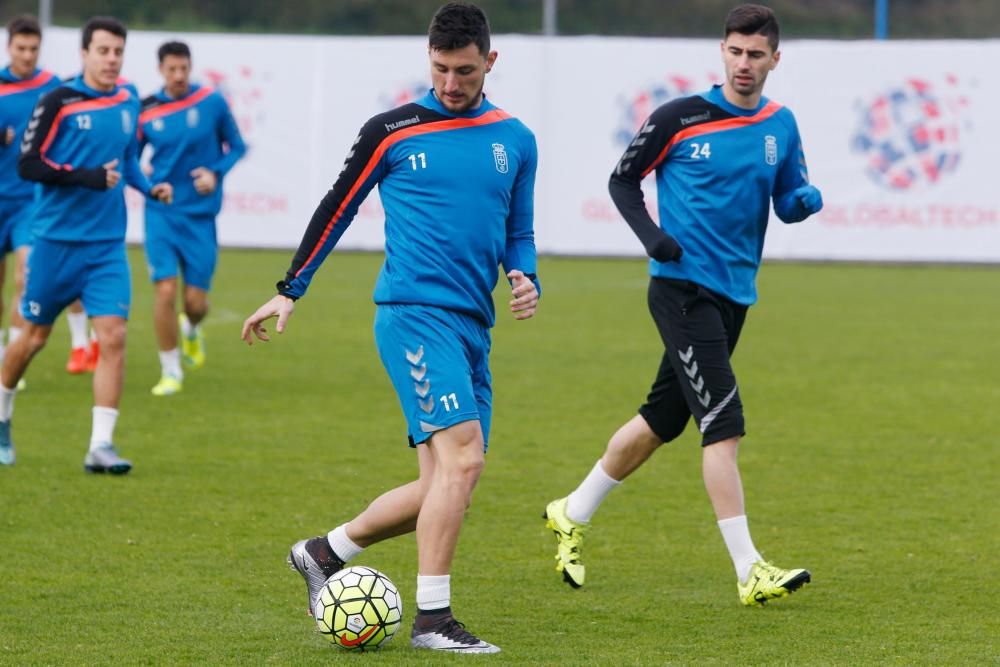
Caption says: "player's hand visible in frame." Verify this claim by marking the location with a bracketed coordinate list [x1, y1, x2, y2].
[150, 182, 173, 205]
[3, 126, 13, 147]
[649, 232, 683, 263]
[507, 269, 538, 321]
[793, 184, 823, 215]
[190, 167, 218, 195]
[103, 158, 121, 189]
[242, 294, 295, 345]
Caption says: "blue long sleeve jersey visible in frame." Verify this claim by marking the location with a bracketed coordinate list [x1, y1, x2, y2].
[0, 67, 60, 200]
[139, 84, 246, 217]
[278, 91, 539, 328]
[610, 85, 814, 306]
[18, 76, 151, 242]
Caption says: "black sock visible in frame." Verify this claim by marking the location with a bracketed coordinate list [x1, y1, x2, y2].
[414, 606, 452, 628]
[305, 536, 344, 575]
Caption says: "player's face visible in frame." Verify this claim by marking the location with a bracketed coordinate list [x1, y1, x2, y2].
[159, 54, 191, 98]
[7, 33, 41, 78]
[720, 32, 780, 107]
[429, 43, 497, 113]
[81, 29, 125, 92]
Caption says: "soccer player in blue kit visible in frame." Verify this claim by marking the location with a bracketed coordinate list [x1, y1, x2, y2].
[0, 15, 59, 395]
[544, 4, 822, 606]
[242, 2, 538, 653]
[140, 40, 246, 396]
[0, 17, 173, 471]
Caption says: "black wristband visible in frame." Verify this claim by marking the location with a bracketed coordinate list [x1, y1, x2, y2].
[275, 280, 298, 300]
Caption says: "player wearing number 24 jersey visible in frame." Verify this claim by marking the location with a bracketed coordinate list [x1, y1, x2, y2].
[545, 4, 819, 607]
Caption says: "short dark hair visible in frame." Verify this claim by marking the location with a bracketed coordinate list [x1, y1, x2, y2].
[724, 4, 780, 51]
[81, 16, 127, 50]
[7, 14, 41, 43]
[157, 40, 191, 63]
[428, 2, 491, 56]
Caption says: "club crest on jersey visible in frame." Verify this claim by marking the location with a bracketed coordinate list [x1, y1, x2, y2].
[492, 143, 508, 174]
[151, 118, 165, 132]
[121, 109, 133, 134]
[186, 108, 199, 128]
[764, 135, 778, 165]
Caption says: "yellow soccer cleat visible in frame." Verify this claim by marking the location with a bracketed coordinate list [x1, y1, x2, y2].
[738, 560, 811, 606]
[179, 314, 205, 370]
[543, 497, 588, 588]
[150, 374, 183, 396]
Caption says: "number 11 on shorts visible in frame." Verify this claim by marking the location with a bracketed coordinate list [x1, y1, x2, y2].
[440, 393, 459, 411]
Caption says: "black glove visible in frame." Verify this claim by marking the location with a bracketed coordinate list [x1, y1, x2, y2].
[648, 233, 683, 263]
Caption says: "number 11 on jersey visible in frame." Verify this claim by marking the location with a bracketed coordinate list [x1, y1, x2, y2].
[408, 152, 427, 170]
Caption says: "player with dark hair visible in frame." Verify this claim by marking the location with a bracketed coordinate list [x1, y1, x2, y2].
[0, 15, 59, 401]
[0, 16, 172, 470]
[544, 3, 822, 606]
[243, 1, 537, 653]
[140, 39, 246, 396]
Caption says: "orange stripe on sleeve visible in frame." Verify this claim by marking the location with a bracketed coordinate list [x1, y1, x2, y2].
[294, 109, 512, 278]
[38, 89, 131, 160]
[640, 101, 783, 178]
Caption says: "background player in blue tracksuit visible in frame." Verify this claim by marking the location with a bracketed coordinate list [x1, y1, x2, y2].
[0, 15, 59, 383]
[139, 40, 246, 396]
[61, 75, 140, 375]
[242, 3, 537, 654]
[0, 17, 173, 472]
[545, 4, 823, 606]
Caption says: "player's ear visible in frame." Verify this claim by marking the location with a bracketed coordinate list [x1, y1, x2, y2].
[485, 50, 498, 73]
[771, 49, 781, 70]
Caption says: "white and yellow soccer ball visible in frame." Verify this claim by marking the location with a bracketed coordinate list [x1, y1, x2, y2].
[314, 566, 402, 651]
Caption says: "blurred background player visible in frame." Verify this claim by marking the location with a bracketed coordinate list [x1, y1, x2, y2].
[139, 40, 246, 396]
[64, 78, 139, 376]
[242, 1, 539, 653]
[0, 15, 59, 394]
[0, 16, 172, 470]
[544, 4, 822, 605]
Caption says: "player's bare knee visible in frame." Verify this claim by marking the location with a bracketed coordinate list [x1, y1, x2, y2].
[155, 279, 177, 303]
[96, 325, 127, 354]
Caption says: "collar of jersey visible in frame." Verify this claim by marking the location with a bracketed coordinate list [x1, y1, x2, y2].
[69, 74, 125, 98]
[1, 66, 42, 82]
[157, 82, 203, 102]
[703, 84, 770, 117]
[416, 89, 496, 118]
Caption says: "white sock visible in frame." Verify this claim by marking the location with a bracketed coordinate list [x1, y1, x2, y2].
[718, 515, 762, 583]
[158, 348, 183, 380]
[180, 315, 197, 340]
[0, 384, 17, 421]
[8, 326, 22, 344]
[326, 524, 364, 563]
[90, 406, 119, 450]
[566, 459, 621, 523]
[415, 574, 450, 611]
[67, 311, 89, 349]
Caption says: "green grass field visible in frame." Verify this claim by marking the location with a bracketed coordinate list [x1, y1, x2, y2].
[1, 249, 997, 665]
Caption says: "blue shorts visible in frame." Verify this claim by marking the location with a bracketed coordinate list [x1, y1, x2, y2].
[374, 304, 493, 449]
[0, 197, 36, 255]
[21, 238, 131, 325]
[143, 208, 217, 290]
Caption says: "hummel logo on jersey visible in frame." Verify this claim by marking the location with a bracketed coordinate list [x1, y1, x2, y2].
[680, 111, 711, 126]
[385, 115, 420, 132]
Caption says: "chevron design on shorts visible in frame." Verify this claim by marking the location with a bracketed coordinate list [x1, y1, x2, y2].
[678, 345, 711, 408]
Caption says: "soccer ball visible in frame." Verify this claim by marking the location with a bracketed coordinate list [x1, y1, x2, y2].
[314, 566, 402, 650]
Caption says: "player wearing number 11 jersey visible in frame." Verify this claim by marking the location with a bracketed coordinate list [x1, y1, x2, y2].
[242, 2, 538, 654]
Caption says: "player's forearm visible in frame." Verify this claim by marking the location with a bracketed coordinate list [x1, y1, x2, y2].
[123, 158, 152, 195]
[17, 154, 105, 189]
[608, 173, 682, 263]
